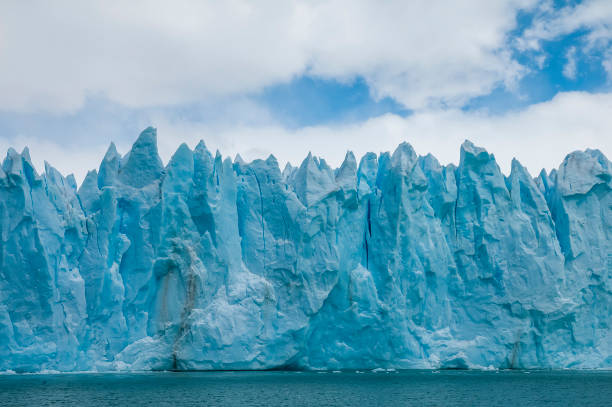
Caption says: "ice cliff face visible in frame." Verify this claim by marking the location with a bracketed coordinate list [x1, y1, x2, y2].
[0, 128, 610, 372]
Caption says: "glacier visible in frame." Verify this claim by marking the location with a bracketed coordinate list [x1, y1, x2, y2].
[0, 127, 610, 372]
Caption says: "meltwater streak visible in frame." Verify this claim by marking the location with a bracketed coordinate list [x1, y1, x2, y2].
[0, 127, 611, 371]
[1, 371, 612, 406]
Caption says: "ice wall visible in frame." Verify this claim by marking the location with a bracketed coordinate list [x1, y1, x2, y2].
[0, 128, 610, 372]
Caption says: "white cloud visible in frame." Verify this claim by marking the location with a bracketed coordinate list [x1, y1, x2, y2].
[0, 0, 536, 113]
[2, 1, 610, 185]
[563, 46, 577, 79]
[152, 91, 611, 179]
[4, 91, 610, 184]
[524, 0, 612, 44]
[520, 0, 612, 75]
[603, 49, 612, 77]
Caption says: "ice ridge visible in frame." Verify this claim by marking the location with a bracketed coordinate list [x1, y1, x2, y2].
[0, 127, 610, 372]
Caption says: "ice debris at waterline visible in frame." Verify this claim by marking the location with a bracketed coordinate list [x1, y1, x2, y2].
[0, 127, 610, 372]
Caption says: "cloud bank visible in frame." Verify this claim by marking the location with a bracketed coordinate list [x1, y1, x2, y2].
[2, 91, 610, 184]
[0, 1, 611, 184]
[0, 0, 535, 112]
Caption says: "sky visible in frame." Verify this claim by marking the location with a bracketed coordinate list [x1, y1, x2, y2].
[0, 0, 611, 184]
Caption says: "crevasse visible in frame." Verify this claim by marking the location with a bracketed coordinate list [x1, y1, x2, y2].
[0, 127, 610, 372]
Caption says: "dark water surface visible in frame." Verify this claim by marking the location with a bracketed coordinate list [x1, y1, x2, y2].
[1, 370, 611, 406]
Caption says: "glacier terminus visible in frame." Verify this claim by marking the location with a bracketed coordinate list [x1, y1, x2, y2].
[0, 127, 610, 372]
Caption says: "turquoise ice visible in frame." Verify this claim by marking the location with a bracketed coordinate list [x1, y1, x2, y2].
[0, 128, 610, 372]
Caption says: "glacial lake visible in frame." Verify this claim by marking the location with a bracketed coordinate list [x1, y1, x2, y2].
[1, 370, 611, 406]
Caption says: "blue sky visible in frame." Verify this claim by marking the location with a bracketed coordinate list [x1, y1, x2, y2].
[0, 0, 611, 182]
